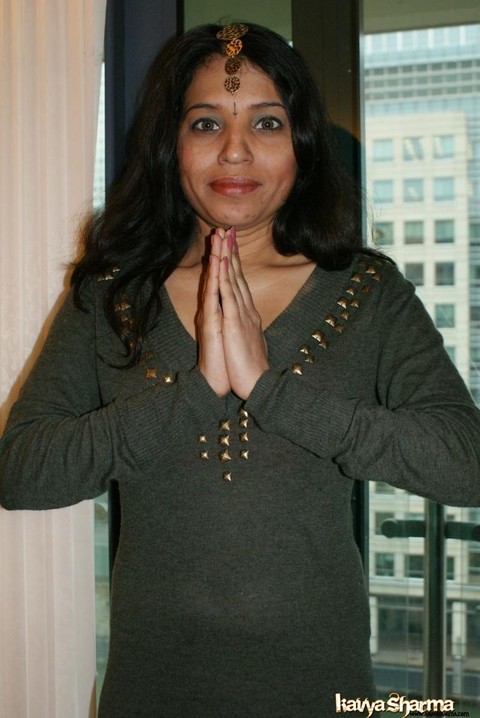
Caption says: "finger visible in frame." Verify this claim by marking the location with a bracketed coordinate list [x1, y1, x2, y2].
[228, 229, 256, 310]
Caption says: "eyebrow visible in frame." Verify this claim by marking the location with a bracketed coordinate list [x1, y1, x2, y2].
[183, 101, 286, 115]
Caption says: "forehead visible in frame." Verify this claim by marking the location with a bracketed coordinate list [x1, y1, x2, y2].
[183, 54, 282, 106]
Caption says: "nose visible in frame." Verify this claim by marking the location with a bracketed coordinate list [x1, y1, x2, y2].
[218, 125, 253, 164]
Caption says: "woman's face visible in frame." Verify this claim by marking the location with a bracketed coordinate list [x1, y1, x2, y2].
[177, 54, 297, 235]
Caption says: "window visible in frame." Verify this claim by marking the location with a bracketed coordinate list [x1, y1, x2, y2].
[405, 555, 424, 579]
[435, 219, 454, 243]
[471, 306, 480, 324]
[434, 177, 454, 201]
[446, 556, 455, 581]
[373, 221, 394, 246]
[471, 346, 480, 363]
[470, 265, 480, 285]
[375, 553, 395, 577]
[445, 346, 456, 363]
[403, 178, 424, 202]
[435, 262, 455, 285]
[403, 136, 424, 160]
[405, 262, 424, 286]
[433, 134, 454, 159]
[471, 223, 480, 244]
[375, 481, 395, 494]
[373, 138, 394, 161]
[468, 550, 480, 584]
[374, 179, 394, 204]
[375, 511, 395, 535]
[404, 220, 424, 244]
[435, 303, 455, 328]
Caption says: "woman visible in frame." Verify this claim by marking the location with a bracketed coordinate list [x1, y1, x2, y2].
[1, 22, 480, 717]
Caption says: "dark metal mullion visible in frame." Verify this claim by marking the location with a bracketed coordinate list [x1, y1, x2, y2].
[423, 500, 446, 695]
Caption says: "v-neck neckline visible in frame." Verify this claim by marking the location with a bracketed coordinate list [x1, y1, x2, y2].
[160, 265, 320, 346]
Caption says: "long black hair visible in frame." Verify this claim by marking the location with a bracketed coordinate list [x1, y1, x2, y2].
[72, 23, 363, 364]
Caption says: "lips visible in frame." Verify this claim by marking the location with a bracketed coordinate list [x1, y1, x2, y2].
[209, 177, 261, 196]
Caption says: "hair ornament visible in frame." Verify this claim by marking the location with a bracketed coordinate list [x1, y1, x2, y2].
[216, 23, 249, 94]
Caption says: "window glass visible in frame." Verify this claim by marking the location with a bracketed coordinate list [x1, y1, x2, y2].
[375, 481, 395, 494]
[361, 7, 480, 706]
[435, 219, 454, 243]
[435, 261, 455, 285]
[403, 178, 424, 201]
[434, 176, 455, 201]
[405, 262, 424, 286]
[471, 222, 480, 244]
[405, 555, 424, 579]
[435, 303, 455, 328]
[374, 179, 394, 203]
[375, 553, 395, 577]
[433, 134, 454, 158]
[373, 138, 394, 161]
[404, 220, 423, 244]
[470, 265, 480, 285]
[403, 136, 424, 160]
[445, 345, 456, 362]
[373, 221, 394, 246]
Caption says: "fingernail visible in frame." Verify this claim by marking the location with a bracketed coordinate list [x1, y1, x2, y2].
[223, 257, 229, 270]
[227, 234, 234, 250]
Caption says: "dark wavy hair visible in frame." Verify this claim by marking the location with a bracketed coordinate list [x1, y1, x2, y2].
[72, 22, 363, 364]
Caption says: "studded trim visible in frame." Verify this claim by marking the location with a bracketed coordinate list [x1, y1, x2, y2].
[291, 257, 383, 375]
[196, 407, 251, 482]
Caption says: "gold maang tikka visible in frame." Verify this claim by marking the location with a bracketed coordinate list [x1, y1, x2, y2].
[216, 23, 249, 95]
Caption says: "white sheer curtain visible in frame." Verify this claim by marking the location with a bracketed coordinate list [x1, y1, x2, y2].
[0, 1, 107, 716]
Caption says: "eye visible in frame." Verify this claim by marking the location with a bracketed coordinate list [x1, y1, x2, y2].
[255, 116, 283, 131]
[191, 117, 220, 132]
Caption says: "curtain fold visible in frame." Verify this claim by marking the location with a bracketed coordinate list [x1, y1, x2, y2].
[0, 1, 107, 715]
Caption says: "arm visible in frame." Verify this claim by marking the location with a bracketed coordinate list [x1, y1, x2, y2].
[0, 283, 225, 510]
[244, 266, 480, 507]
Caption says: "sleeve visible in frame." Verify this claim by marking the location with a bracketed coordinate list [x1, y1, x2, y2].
[245, 266, 480, 507]
[0, 283, 226, 510]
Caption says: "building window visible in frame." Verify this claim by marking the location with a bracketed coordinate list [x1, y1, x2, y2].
[373, 221, 394, 246]
[470, 265, 480, 286]
[435, 262, 455, 285]
[403, 178, 424, 202]
[405, 555, 424, 579]
[433, 134, 454, 159]
[445, 346, 456, 363]
[404, 220, 424, 244]
[375, 481, 395, 494]
[435, 219, 454, 243]
[435, 304, 455, 328]
[403, 136, 424, 160]
[446, 556, 455, 581]
[375, 553, 395, 577]
[471, 346, 480, 363]
[468, 550, 480, 584]
[375, 511, 395, 535]
[373, 138, 394, 162]
[471, 387, 480, 405]
[471, 306, 480, 325]
[374, 180, 394, 204]
[471, 222, 480, 244]
[434, 177, 454, 201]
[405, 262, 424, 286]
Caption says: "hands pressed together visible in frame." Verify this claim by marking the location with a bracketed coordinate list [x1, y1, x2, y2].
[196, 227, 270, 399]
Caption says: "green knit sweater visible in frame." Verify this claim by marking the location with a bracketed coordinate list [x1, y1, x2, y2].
[1, 256, 480, 717]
